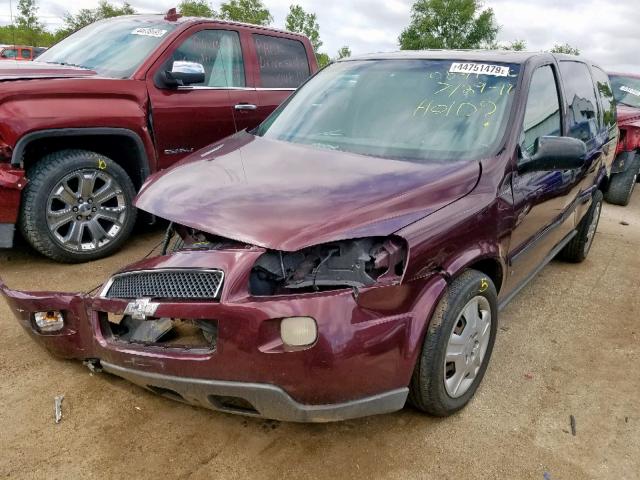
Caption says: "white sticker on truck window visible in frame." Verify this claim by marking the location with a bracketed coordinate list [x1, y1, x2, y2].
[449, 62, 510, 77]
[131, 28, 167, 38]
[620, 85, 640, 97]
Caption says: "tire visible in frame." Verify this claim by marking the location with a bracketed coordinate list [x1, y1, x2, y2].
[604, 155, 639, 206]
[409, 269, 498, 417]
[19, 149, 137, 263]
[558, 189, 603, 263]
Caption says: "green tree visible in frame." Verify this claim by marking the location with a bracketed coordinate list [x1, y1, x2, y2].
[179, 0, 216, 17]
[336, 46, 351, 59]
[15, 0, 44, 45]
[219, 0, 272, 26]
[491, 39, 527, 51]
[285, 5, 322, 52]
[316, 52, 330, 68]
[550, 43, 580, 55]
[399, 0, 499, 50]
[60, 0, 136, 36]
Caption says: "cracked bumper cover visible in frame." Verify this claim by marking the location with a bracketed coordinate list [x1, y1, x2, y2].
[0, 269, 446, 422]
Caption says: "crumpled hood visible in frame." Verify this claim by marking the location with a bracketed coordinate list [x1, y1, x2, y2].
[0, 60, 97, 80]
[617, 104, 640, 126]
[136, 132, 481, 251]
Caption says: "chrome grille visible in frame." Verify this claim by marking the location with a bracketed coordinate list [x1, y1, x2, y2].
[103, 269, 224, 300]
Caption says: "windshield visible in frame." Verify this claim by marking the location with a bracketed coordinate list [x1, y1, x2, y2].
[610, 75, 640, 109]
[36, 18, 177, 78]
[257, 59, 520, 162]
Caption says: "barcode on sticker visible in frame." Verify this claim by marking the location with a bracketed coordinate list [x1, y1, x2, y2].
[620, 85, 640, 97]
[449, 62, 510, 77]
[131, 28, 167, 38]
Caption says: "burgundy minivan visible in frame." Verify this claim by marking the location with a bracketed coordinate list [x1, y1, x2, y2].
[0, 51, 616, 422]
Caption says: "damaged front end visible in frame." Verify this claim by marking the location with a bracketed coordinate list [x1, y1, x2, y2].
[0, 222, 446, 422]
[249, 237, 406, 296]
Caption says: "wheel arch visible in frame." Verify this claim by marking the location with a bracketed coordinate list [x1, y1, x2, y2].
[442, 249, 506, 296]
[12, 128, 151, 189]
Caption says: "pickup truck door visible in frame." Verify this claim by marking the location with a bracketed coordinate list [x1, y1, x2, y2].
[507, 62, 598, 291]
[146, 27, 261, 170]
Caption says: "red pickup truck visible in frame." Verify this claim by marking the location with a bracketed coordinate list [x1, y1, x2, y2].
[0, 11, 317, 262]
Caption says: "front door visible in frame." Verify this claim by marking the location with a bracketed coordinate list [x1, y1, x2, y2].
[507, 64, 582, 289]
[147, 27, 260, 169]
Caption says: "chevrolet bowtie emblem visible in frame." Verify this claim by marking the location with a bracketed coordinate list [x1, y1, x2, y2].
[124, 298, 159, 320]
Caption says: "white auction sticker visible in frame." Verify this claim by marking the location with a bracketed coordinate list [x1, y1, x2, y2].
[620, 85, 640, 97]
[449, 62, 510, 77]
[131, 27, 168, 38]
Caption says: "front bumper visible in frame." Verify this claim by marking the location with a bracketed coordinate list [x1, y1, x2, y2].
[0, 164, 26, 248]
[0, 258, 446, 422]
[101, 362, 408, 422]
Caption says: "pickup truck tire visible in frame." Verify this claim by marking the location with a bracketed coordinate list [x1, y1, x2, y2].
[558, 189, 603, 263]
[409, 270, 498, 417]
[604, 155, 640, 206]
[19, 149, 137, 263]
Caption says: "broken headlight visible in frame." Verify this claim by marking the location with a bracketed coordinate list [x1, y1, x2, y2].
[250, 237, 406, 296]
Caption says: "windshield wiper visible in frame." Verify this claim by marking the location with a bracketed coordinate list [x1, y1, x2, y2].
[45, 61, 89, 70]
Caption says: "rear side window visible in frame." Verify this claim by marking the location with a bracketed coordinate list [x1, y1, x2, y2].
[591, 66, 617, 130]
[559, 61, 599, 145]
[522, 65, 562, 156]
[253, 34, 310, 88]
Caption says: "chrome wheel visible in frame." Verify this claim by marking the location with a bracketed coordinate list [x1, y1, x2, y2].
[444, 296, 492, 398]
[583, 199, 601, 256]
[46, 169, 128, 252]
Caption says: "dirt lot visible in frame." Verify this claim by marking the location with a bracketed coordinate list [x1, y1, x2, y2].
[0, 194, 638, 480]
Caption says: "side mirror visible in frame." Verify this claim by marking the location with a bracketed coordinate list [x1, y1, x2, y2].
[518, 136, 587, 174]
[161, 61, 205, 88]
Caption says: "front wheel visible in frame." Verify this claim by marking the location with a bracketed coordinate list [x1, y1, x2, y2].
[409, 270, 498, 416]
[20, 149, 137, 263]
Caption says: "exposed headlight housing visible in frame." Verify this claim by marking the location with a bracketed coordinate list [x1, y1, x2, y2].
[250, 237, 407, 296]
[34, 311, 64, 332]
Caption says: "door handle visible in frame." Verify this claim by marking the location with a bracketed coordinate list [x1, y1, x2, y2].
[235, 103, 257, 111]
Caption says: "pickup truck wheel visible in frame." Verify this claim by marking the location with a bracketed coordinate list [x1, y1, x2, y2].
[409, 270, 498, 416]
[20, 149, 137, 263]
[558, 189, 603, 263]
[604, 155, 640, 206]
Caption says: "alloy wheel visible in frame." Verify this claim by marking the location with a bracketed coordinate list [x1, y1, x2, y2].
[46, 168, 128, 252]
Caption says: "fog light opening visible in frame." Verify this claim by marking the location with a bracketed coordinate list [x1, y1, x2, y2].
[280, 316, 317, 347]
[34, 311, 65, 332]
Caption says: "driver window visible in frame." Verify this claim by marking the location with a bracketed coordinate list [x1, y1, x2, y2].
[171, 29, 245, 88]
[522, 65, 561, 156]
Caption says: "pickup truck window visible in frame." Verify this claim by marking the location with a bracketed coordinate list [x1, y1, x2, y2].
[20, 49, 31, 59]
[1, 48, 17, 58]
[522, 65, 561, 156]
[610, 75, 640, 109]
[36, 19, 178, 78]
[258, 59, 520, 162]
[253, 34, 310, 88]
[591, 67, 617, 130]
[559, 61, 599, 146]
[171, 29, 245, 88]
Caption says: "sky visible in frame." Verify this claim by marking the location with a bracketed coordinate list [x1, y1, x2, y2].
[1, 0, 639, 72]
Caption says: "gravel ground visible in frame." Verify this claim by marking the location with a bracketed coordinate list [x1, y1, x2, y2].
[0, 193, 638, 480]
